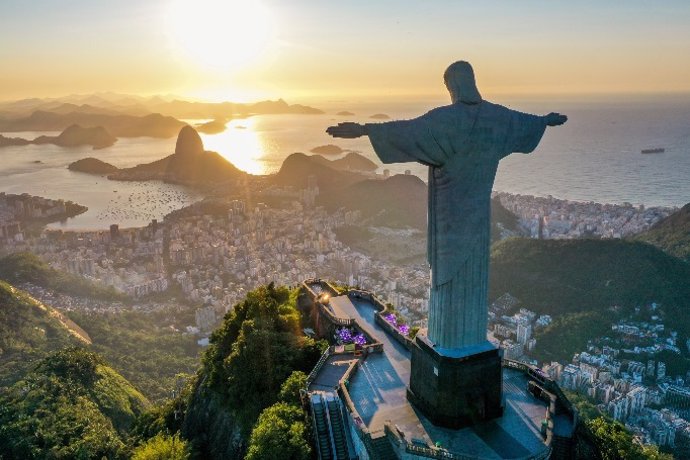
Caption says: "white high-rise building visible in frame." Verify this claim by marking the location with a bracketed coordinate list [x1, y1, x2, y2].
[516, 322, 532, 345]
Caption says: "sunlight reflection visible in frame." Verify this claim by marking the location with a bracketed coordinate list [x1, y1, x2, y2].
[199, 119, 271, 175]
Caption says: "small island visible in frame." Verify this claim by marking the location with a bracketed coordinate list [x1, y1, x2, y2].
[336, 111, 355, 116]
[68, 157, 119, 174]
[195, 118, 227, 134]
[369, 113, 391, 120]
[310, 144, 345, 155]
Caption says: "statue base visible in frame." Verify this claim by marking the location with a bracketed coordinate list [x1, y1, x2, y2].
[407, 332, 503, 429]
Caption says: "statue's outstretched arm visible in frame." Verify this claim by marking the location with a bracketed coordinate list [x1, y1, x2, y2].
[326, 122, 368, 139]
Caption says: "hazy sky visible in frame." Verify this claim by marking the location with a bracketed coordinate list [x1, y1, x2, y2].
[2, 0, 690, 102]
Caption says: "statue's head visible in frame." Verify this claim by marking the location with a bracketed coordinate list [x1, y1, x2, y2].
[444, 61, 482, 105]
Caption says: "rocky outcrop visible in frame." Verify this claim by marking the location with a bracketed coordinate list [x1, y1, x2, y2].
[109, 126, 245, 185]
[175, 125, 205, 156]
[68, 157, 119, 174]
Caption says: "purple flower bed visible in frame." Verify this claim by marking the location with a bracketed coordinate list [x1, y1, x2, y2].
[384, 313, 397, 325]
[384, 311, 411, 337]
[336, 327, 367, 346]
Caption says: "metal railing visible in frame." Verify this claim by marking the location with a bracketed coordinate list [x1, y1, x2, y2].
[306, 347, 333, 388]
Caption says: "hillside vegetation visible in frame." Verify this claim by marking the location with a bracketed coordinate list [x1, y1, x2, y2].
[180, 284, 324, 459]
[635, 202, 690, 263]
[69, 310, 200, 403]
[489, 238, 690, 361]
[0, 280, 89, 386]
[0, 252, 124, 301]
[0, 347, 149, 459]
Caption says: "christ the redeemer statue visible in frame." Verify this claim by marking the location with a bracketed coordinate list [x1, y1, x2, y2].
[327, 61, 567, 351]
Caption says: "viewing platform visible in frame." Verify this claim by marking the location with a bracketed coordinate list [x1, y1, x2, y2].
[301, 279, 577, 460]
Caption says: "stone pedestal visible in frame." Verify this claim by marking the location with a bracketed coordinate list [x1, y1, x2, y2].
[407, 332, 503, 429]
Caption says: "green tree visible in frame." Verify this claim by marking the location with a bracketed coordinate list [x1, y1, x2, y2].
[198, 285, 318, 432]
[588, 417, 672, 460]
[278, 371, 307, 406]
[182, 284, 324, 459]
[245, 402, 311, 460]
[132, 433, 190, 460]
[562, 390, 603, 421]
[0, 348, 148, 459]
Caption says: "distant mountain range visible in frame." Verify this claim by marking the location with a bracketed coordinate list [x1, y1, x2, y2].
[0, 92, 323, 121]
[0, 124, 117, 149]
[0, 110, 185, 138]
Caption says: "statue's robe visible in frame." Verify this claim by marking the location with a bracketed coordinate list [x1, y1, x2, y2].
[366, 101, 547, 350]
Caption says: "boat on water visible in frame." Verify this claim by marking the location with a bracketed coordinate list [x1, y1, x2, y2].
[641, 148, 665, 154]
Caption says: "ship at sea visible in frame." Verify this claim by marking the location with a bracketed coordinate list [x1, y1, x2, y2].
[641, 147, 665, 154]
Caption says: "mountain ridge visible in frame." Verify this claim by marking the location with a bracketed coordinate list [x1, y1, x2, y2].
[635, 202, 690, 262]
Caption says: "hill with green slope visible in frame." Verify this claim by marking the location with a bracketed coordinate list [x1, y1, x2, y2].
[489, 238, 690, 361]
[635, 202, 690, 263]
[0, 252, 124, 301]
[180, 284, 324, 459]
[0, 347, 149, 459]
[0, 280, 90, 386]
[69, 310, 200, 403]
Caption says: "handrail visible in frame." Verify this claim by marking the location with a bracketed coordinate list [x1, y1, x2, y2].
[306, 347, 332, 388]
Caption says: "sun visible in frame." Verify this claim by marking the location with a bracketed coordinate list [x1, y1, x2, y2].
[166, 0, 273, 71]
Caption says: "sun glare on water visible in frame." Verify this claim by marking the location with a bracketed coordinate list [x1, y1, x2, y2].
[166, 0, 273, 71]
[200, 118, 272, 175]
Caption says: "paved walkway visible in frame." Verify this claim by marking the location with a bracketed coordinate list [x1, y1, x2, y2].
[309, 354, 359, 392]
[328, 294, 552, 459]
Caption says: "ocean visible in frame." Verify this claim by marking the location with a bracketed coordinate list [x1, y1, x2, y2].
[1, 95, 688, 230]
